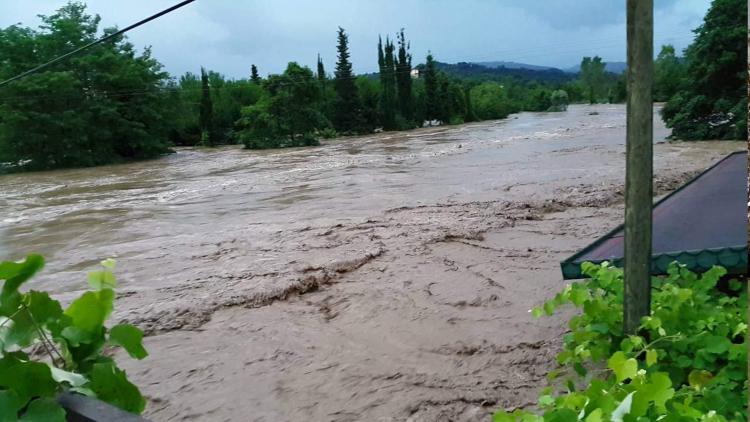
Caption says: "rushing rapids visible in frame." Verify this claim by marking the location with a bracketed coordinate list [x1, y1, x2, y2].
[0, 104, 742, 421]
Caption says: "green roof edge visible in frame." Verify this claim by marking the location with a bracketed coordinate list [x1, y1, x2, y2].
[560, 151, 747, 280]
[561, 245, 748, 279]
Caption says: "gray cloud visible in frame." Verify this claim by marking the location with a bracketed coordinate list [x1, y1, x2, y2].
[0, 0, 711, 79]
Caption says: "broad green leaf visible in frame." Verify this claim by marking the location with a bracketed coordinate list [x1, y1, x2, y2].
[608, 352, 637, 382]
[584, 409, 602, 422]
[538, 395, 554, 407]
[647, 373, 674, 412]
[18, 397, 66, 422]
[645, 349, 657, 367]
[0, 255, 44, 313]
[89, 362, 145, 414]
[2, 310, 37, 350]
[703, 336, 730, 354]
[64, 289, 114, 334]
[87, 270, 117, 291]
[49, 365, 87, 387]
[542, 408, 578, 422]
[0, 359, 57, 404]
[0, 390, 23, 421]
[61, 325, 90, 347]
[109, 324, 148, 360]
[611, 392, 633, 422]
[688, 369, 713, 390]
[100, 259, 116, 270]
[531, 307, 543, 318]
[493, 411, 515, 422]
[24, 291, 63, 325]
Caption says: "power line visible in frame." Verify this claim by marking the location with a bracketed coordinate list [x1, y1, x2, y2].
[0, 0, 197, 88]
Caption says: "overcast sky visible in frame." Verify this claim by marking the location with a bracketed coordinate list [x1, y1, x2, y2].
[1, 0, 712, 79]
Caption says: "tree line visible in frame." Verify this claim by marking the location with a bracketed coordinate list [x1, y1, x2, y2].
[0, 0, 744, 172]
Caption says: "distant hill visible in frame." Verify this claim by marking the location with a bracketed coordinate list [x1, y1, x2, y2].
[564, 61, 627, 74]
[415, 61, 575, 83]
[473, 61, 560, 72]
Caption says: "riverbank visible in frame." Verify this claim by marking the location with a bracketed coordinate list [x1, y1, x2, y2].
[0, 104, 742, 421]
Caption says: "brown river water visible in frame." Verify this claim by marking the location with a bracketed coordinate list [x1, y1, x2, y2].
[0, 104, 743, 421]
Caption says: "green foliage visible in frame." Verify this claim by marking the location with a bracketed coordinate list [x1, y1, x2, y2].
[377, 37, 398, 130]
[423, 53, 439, 122]
[332, 27, 364, 134]
[471, 82, 513, 120]
[199, 67, 215, 147]
[548, 90, 569, 112]
[654, 45, 686, 102]
[250, 64, 261, 84]
[496, 262, 747, 421]
[395, 29, 414, 123]
[662, 0, 746, 140]
[579, 56, 606, 104]
[236, 62, 328, 149]
[0, 2, 173, 171]
[0, 255, 148, 418]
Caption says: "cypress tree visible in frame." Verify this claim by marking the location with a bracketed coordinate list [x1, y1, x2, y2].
[250, 64, 261, 84]
[378, 36, 397, 130]
[333, 26, 363, 133]
[316, 54, 326, 84]
[395, 29, 413, 122]
[423, 53, 439, 122]
[199, 67, 214, 146]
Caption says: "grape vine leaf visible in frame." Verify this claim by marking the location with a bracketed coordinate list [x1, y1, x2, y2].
[89, 362, 146, 413]
[18, 397, 66, 422]
[608, 352, 637, 382]
[109, 324, 148, 360]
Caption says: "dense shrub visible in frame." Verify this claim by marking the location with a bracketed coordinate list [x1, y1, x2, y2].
[495, 262, 747, 421]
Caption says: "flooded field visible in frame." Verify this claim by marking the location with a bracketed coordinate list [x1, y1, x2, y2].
[0, 104, 742, 421]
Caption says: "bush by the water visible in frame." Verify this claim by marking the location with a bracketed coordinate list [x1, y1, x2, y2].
[495, 262, 747, 421]
[0, 255, 147, 420]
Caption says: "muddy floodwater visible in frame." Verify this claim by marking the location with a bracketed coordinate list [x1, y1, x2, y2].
[0, 104, 742, 421]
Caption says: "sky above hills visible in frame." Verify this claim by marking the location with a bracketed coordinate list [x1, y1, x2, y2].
[1, 0, 712, 79]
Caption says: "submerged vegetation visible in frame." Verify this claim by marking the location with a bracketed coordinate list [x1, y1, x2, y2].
[495, 262, 747, 421]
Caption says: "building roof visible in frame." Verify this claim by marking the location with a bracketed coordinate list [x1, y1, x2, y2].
[561, 151, 748, 279]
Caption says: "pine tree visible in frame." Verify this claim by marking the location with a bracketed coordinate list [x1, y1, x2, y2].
[333, 27, 363, 133]
[423, 52, 439, 122]
[395, 29, 413, 122]
[250, 64, 260, 84]
[378, 36, 397, 130]
[316, 54, 326, 84]
[199, 67, 214, 146]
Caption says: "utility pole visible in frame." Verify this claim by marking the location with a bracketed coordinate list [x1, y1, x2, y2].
[623, 0, 653, 334]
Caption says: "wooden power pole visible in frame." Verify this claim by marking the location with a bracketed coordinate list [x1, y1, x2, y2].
[624, 0, 653, 334]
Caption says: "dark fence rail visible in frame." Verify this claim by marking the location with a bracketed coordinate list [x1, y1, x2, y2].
[58, 393, 151, 422]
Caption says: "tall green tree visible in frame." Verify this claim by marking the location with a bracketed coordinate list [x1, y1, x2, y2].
[653, 45, 685, 102]
[0, 2, 172, 171]
[423, 52, 439, 122]
[332, 27, 363, 133]
[199, 67, 214, 146]
[579, 56, 606, 104]
[236, 62, 329, 149]
[250, 64, 261, 84]
[377, 36, 397, 130]
[662, 0, 746, 140]
[316, 54, 326, 84]
[395, 29, 413, 123]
